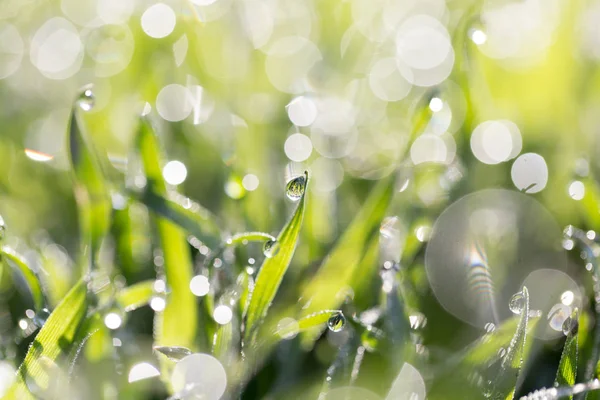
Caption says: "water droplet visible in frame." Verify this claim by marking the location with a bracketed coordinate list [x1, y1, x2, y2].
[263, 239, 279, 258]
[0, 215, 5, 241]
[285, 175, 306, 201]
[547, 303, 572, 332]
[33, 308, 50, 328]
[77, 86, 95, 111]
[508, 291, 524, 314]
[497, 347, 506, 358]
[327, 312, 346, 332]
[484, 322, 495, 333]
[562, 315, 578, 336]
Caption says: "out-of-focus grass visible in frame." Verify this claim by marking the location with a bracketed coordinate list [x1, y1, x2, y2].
[3, 0, 600, 399]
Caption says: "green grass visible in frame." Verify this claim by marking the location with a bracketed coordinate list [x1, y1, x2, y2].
[4, 1, 600, 399]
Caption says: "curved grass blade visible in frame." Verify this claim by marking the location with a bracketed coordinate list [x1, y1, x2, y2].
[206, 232, 276, 268]
[67, 88, 111, 272]
[0, 246, 45, 312]
[487, 287, 531, 400]
[298, 173, 395, 345]
[136, 118, 197, 379]
[273, 310, 342, 339]
[133, 189, 221, 250]
[556, 309, 579, 399]
[116, 280, 155, 312]
[244, 171, 308, 342]
[4, 280, 88, 399]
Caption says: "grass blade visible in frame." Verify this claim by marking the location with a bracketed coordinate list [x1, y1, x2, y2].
[67, 88, 111, 270]
[556, 309, 579, 399]
[136, 118, 197, 377]
[116, 280, 155, 312]
[1, 246, 45, 312]
[273, 310, 342, 339]
[488, 287, 531, 399]
[298, 173, 395, 344]
[4, 280, 88, 399]
[244, 171, 308, 342]
[154, 345, 193, 361]
[134, 189, 221, 250]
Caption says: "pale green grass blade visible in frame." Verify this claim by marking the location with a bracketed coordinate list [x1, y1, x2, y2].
[116, 280, 155, 312]
[273, 310, 342, 339]
[67, 88, 110, 270]
[153, 345, 193, 361]
[4, 280, 88, 399]
[555, 309, 579, 400]
[136, 118, 197, 380]
[1, 246, 45, 312]
[298, 173, 395, 345]
[244, 172, 308, 342]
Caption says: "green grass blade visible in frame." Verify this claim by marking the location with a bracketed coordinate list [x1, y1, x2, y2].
[489, 287, 531, 400]
[133, 189, 221, 249]
[136, 119, 197, 374]
[116, 280, 155, 312]
[298, 173, 395, 344]
[244, 171, 308, 342]
[273, 310, 342, 339]
[67, 89, 111, 270]
[555, 309, 579, 399]
[1, 246, 45, 311]
[4, 280, 88, 399]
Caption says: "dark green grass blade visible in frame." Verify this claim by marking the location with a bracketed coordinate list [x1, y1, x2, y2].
[136, 118, 197, 378]
[1, 246, 45, 311]
[244, 172, 308, 342]
[555, 310, 579, 400]
[4, 280, 88, 399]
[298, 173, 395, 345]
[67, 93, 110, 271]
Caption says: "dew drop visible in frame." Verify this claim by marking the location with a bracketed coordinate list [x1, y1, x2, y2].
[562, 315, 578, 336]
[263, 239, 279, 258]
[484, 322, 495, 333]
[33, 308, 51, 328]
[548, 303, 572, 332]
[77, 86, 95, 111]
[508, 291, 524, 315]
[497, 347, 506, 358]
[285, 175, 306, 201]
[0, 215, 5, 241]
[327, 312, 346, 332]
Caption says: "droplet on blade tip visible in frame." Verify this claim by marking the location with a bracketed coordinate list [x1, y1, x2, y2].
[263, 239, 279, 258]
[327, 312, 346, 332]
[77, 85, 95, 111]
[285, 174, 306, 201]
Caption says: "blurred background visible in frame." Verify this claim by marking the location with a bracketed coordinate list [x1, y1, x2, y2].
[1, 0, 600, 398]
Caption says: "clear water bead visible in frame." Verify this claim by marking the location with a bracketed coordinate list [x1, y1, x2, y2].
[327, 312, 346, 332]
[484, 322, 495, 333]
[0, 215, 5, 241]
[509, 291, 524, 315]
[77, 86, 95, 111]
[562, 314, 578, 336]
[285, 175, 306, 201]
[263, 239, 279, 258]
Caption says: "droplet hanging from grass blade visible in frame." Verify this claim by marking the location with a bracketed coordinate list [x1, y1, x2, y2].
[285, 174, 306, 201]
[327, 312, 346, 333]
[77, 85, 95, 111]
[263, 239, 279, 258]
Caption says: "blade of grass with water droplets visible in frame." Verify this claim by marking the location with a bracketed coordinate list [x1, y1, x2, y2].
[116, 280, 155, 312]
[555, 310, 579, 400]
[136, 118, 197, 380]
[4, 280, 88, 399]
[67, 95, 110, 272]
[154, 345, 193, 361]
[488, 287, 531, 400]
[244, 171, 308, 343]
[0, 246, 45, 312]
[298, 173, 395, 345]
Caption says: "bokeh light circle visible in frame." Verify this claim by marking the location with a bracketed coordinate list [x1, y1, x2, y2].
[425, 189, 567, 328]
[511, 153, 548, 193]
[171, 353, 227, 400]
